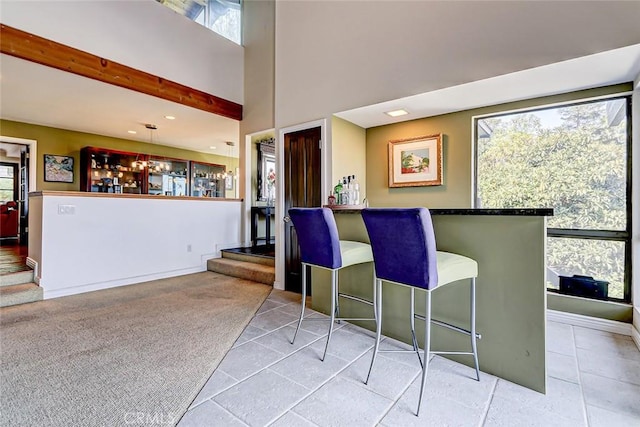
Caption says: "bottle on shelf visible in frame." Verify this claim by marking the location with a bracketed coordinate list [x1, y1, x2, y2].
[351, 175, 360, 205]
[340, 177, 349, 205]
[334, 180, 343, 205]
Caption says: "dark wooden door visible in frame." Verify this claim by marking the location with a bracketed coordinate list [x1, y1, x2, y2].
[284, 126, 322, 293]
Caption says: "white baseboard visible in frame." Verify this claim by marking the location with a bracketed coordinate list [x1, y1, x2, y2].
[633, 327, 640, 351]
[547, 309, 632, 336]
[42, 266, 206, 299]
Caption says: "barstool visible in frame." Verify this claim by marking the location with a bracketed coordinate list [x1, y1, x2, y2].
[288, 207, 375, 361]
[361, 207, 480, 416]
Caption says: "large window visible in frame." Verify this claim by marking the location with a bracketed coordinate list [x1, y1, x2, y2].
[158, 0, 242, 45]
[475, 95, 632, 302]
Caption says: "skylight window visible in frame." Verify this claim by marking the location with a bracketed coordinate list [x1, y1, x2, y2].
[158, 0, 242, 45]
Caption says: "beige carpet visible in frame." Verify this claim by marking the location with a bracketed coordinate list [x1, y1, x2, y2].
[0, 271, 271, 426]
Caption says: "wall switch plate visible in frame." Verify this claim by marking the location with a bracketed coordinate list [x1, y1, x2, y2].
[187, 244, 192, 252]
[58, 204, 75, 215]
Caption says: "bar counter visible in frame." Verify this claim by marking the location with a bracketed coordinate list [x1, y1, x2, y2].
[311, 207, 552, 394]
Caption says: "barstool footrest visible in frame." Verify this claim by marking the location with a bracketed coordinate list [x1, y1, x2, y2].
[431, 351, 476, 356]
[414, 315, 482, 340]
[337, 292, 374, 306]
[297, 316, 376, 323]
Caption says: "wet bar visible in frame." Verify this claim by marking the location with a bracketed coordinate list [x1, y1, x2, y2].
[311, 207, 553, 393]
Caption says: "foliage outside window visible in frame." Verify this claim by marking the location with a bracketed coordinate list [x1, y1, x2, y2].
[475, 96, 631, 302]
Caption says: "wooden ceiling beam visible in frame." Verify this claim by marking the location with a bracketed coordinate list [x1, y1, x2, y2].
[0, 24, 243, 121]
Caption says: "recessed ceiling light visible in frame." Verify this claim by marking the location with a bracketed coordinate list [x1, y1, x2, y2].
[127, 130, 137, 134]
[209, 146, 217, 150]
[164, 115, 176, 120]
[385, 109, 409, 117]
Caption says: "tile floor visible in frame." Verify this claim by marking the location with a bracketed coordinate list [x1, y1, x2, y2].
[178, 290, 640, 427]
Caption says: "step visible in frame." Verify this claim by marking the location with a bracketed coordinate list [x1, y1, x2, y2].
[221, 249, 275, 267]
[0, 283, 43, 307]
[207, 258, 275, 286]
[0, 270, 35, 287]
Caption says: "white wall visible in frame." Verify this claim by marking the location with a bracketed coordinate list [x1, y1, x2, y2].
[241, 0, 276, 245]
[30, 193, 242, 298]
[274, 1, 640, 128]
[0, 0, 243, 104]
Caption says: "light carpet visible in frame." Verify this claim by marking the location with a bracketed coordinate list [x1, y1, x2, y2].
[0, 271, 271, 426]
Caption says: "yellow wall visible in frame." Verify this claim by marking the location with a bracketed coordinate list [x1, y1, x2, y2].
[331, 116, 366, 202]
[0, 119, 239, 195]
[366, 83, 633, 208]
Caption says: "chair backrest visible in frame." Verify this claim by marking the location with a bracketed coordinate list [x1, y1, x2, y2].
[361, 207, 438, 290]
[288, 207, 342, 269]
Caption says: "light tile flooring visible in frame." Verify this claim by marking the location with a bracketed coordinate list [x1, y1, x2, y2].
[178, 290, 640, 427]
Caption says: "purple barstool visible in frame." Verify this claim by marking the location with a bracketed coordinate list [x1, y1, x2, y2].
[288, 207, 375, 361]
[361, 207, 480, 416]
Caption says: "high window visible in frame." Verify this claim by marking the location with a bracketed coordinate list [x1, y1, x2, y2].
[475, 95, 632, 302]
[157, 0, 242, 45]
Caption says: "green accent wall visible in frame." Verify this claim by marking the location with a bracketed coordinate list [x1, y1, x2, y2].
[364, 83, 634, 322]
[1, 119, 239, 195]
[548, 293, 632, 322]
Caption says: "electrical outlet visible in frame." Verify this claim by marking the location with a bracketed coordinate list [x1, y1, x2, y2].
[187, 244, 192, 252]
[58, 204, 75, 215]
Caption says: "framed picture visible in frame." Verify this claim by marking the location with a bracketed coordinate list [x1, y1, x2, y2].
[44, 154, 74, 183]
[225, 175, 233, 190]
[388, 134, 443, 187]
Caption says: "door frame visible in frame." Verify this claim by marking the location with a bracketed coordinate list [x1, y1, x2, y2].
[243, 128, 276, 248]
[275, 118, 329, 290]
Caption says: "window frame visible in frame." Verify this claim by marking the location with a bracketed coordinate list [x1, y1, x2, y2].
[472, 93, 633, 303]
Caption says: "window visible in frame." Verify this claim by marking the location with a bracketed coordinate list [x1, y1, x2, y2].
[475, 95, 632, 302]
[0, 164, 17, 203]
[157, 0, 242, 45]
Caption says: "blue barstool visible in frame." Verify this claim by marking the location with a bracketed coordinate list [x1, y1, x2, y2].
[361, 207, 480, 416]
[288, 207, 375, 361]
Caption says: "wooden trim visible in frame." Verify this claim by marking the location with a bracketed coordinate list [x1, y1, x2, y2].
[0, 24, 242, 121]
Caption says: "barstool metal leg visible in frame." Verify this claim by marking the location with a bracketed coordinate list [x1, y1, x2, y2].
[335, 272, 341, 321]
[365, 278, 383, 384]
[416, 289, 432, 416]
[470, 277, 480, 381]
[291, 263, 307, 345]
[410, 287, 423, 368]
[322, 269, 338, 361]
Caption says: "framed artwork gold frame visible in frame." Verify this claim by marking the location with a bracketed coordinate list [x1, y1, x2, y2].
[388, 134, 443, 187]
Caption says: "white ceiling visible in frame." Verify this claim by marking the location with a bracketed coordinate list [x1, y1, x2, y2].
[336, 44, 640, 128]
[0, 54, 240, 157]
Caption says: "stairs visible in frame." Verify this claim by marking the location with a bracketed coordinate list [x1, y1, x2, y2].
[1, 269, 43, 307]
[207, 248, 275, 286]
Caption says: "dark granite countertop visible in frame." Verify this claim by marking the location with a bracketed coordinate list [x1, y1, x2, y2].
[325, 205, 553, 216]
